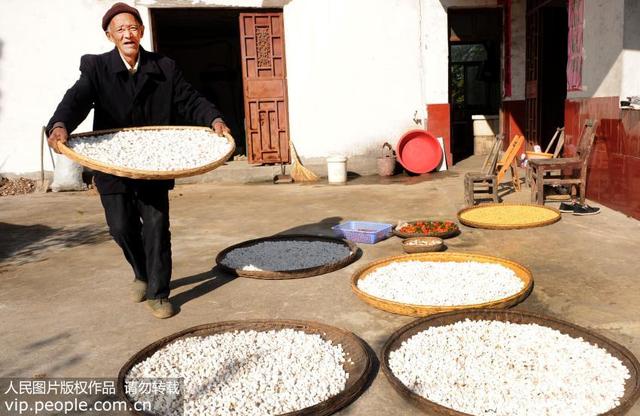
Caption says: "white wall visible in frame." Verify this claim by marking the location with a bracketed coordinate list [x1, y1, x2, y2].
[567, 0, 624, 99]
[621, 0, 640, 99]
[421, 0, 448, 105]
[284, 0, 424, 158]
[0, 0, 104, 173]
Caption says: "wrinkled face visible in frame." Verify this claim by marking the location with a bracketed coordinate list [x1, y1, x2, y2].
[106, 13, 144, 59]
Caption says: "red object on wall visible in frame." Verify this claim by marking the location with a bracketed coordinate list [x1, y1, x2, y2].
[502, 100, 526, 149]
[426, 103, 452, 167]
[396, 130, 443, 174]
[564, 96, 640, 220]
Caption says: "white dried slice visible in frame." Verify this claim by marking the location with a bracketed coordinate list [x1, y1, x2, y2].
[126, 329, 349, 416]
[357, 261, 524, 306]
[389, 319, 630, 416]
[68, 128, 232, 171]
[221, 240, 351, 272]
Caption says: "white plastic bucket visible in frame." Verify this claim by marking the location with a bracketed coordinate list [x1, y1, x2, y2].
[327, 156, 347, 184]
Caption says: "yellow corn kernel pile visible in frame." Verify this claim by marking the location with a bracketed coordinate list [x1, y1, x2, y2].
[459, 205, 559, 227]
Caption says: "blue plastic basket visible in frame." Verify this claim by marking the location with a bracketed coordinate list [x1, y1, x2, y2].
[332, 221, 393, 244]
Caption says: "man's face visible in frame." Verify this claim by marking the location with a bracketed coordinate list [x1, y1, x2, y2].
[106, 13, 144, 59]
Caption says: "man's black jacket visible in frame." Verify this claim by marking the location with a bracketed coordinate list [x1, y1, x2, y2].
[47, 47, 223, 194]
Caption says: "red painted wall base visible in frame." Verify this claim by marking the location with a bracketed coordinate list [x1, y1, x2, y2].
[426, 103, 452, 167]
[502, 100, 526, 145]
[565, 96, 640, 220]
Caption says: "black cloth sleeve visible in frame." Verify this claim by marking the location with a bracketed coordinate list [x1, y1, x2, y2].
[46, 55, 96, 136]
[171, 62, 223, 127]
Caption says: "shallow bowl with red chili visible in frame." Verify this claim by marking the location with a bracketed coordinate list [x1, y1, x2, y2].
[393, 220, 460, 239]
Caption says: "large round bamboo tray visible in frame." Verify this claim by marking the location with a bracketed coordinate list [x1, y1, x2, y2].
[351, 252, 532, 317]
[117, 319, 375, 416]
[381, 309, 640, 416]
[59, 126, 236, 179]
[458, 203, 561, 230]
[393, 220, 460, 239]
[216, 234, 359, 280]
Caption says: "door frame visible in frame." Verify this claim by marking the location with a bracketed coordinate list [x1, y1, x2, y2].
[148, 7, 291, 164]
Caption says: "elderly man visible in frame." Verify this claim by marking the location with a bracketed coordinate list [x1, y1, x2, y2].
[46, 2, 229, 319]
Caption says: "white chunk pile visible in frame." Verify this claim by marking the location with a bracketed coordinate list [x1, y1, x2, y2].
[221, 240, 351, 271]
[126, 329, 349, 416]
[357, 261, 524, 305]
[388, 319, 630, 416]
[69, 129, 232, 171]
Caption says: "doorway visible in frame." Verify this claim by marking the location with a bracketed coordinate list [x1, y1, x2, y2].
[151, 8, 291, 164]
[151, 9, 247, 155]
[448, 9, 502, 164]
[540, 3, 568, 149]
[525, 0, 567, 149]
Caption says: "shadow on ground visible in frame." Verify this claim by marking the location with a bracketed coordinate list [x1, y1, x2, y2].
[170, 266, 236, 311]
[275, 216, 343, 236]
[0, 222, 111, 267]
[0, 331, 85, 377]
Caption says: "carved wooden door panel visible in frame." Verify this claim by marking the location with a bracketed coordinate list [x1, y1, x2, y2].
[239, 12, 290, 164]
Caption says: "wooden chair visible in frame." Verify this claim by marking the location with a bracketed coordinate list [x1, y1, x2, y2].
[529, 119, 598, 205]
[547, 127, 565, 158]
[525, 127, 565, 186]
[464, 134, 524, 206]
[464, 135, 503, 206]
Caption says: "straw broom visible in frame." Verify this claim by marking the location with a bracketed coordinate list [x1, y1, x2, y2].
[289, 140, 319, 182]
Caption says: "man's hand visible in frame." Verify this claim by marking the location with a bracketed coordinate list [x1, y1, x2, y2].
[47, 126, 69, 154]
[212, 120, 231, 137]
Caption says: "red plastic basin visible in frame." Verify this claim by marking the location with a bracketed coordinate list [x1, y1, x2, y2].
[396, 130, 442, 174]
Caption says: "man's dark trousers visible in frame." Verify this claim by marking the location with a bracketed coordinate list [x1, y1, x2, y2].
[100, 188, 171, 300]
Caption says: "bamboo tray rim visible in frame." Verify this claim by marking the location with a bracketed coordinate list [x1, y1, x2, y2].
[457, 203, 561, 230]
[393, 220, 461, 239]
[351, 252, 533, 317]
[117, 319, 375, 416]
[60, 125, 235, 180]
[216, 234, 359, 280]
[380, 309, 640, 416]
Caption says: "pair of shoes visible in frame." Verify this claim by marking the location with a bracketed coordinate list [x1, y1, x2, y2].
[572, 204, 600, 216]
[558, 202, 575, 213]
[146, 298, 175, 319]
[558, 202, 601, 215]
[131, 279, 147, 303]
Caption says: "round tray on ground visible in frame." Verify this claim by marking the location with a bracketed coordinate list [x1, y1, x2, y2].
[401, 237, 445, 254]
[117, 319, 375, 416]
[216, 234, 359, 280]
[60, 126, 236, 180]
[393, 220, 460, 239]
[457, 203, 561, 230]
[381, 309, 640, 416]
[351, 252, 532, 317]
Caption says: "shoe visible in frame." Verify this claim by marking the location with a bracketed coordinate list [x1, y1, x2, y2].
[572, 204, 601, 216]
[146, 298, 175, 319]
[131, 279, 147, 303]
[558, 202, 576, 213]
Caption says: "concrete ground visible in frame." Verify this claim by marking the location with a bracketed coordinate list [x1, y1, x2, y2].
[1, 156, 639, 415]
